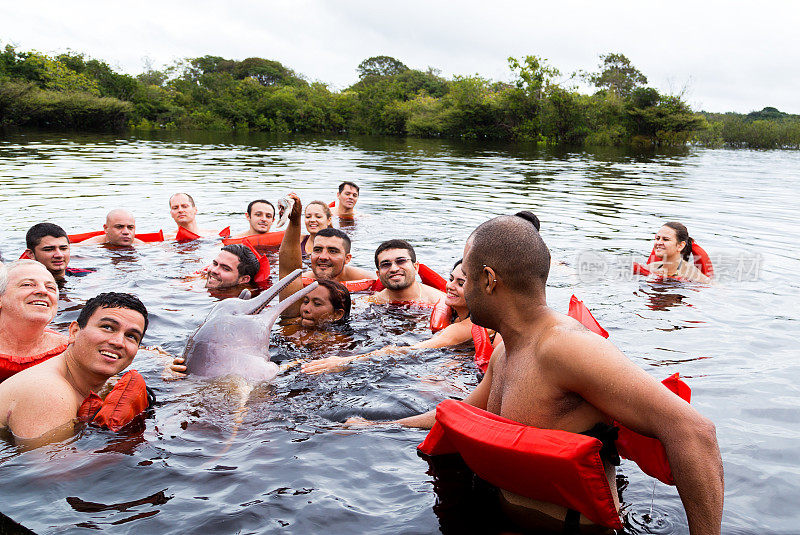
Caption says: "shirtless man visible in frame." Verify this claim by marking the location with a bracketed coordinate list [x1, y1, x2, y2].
[0, 260, 67, 382]
[24, 223, 72, 281]
[395, 215, 723, 535]
[279, 193, 372, 283]
[230, 199, 276, 238]
[369, 239, 444, 305]
[0, 292, 147, 446]
[79, 209, 145, 246]
[331, 181, 359, 219]
[165, 193, 219, 239]
[205, 245, 259, 291]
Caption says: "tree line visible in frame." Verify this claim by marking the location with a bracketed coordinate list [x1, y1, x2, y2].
[1, 45, 797, 149]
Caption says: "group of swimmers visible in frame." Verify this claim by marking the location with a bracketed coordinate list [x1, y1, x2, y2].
[0, 182, 723, 534]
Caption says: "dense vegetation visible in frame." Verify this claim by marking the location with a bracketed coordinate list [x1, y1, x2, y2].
[1, 45, 797, 148]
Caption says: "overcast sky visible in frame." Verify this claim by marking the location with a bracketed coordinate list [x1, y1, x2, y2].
[2, 0, 798, 113]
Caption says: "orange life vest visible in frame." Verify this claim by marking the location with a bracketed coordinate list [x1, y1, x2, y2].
[418, 374, 690, 530]
[634, 241, 714, 279]
[0, 333, 68, 382]
[67, 230, 165, 243]
[77, 370, 153, 432]
[222, 231, 285, 249]
[175, 226, 231, 243]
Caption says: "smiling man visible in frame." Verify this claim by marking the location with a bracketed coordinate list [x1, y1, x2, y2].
[331, 181, 359, 219]
[79, 209, 145, 247]
[231, 199, 276, 238]
[369, 239, 444, 305]
[205, 244, 259, 290]
[279, 193, 373, 284]
[0, 292, 148, 444]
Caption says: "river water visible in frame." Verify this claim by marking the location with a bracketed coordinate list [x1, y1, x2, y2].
[0, 131, 798, 534]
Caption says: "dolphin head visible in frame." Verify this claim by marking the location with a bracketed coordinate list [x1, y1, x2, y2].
[183, 269, 319, 381]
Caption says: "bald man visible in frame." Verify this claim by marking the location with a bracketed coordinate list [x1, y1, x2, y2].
[79, 210, 144, 247]
[393, 214, 723, 534]
[164, 192, 219, 239]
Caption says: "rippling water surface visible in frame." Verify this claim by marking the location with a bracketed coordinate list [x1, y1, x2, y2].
[1, 131, 798, 534]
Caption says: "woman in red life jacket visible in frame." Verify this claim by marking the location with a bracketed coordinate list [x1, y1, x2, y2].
[301, 260, 500, 375]
[644, 222, 710, 283]
[0, 260, 68, 382]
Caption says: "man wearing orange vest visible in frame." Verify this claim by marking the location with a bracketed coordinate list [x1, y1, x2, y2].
[393, 214, 723, 535]
[0, 292, 148, 447]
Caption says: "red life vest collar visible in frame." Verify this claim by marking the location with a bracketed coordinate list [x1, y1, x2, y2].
[77, 370, 153, 432]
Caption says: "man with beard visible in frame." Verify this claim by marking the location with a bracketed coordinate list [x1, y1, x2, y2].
[278, 193, 373, 285]
[368, 239, 444, 305]
[205, 245, 259, 291]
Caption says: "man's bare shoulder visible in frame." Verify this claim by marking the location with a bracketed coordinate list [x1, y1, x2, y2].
[0, 361, 77, 432]
[342, 265, 374, 281]
[76, 235, 105, 245]
[420, 285, 445, 304]
[535, 310, 618, 367]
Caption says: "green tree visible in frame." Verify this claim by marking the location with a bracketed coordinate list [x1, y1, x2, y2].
[588, 53, 647, 98]
[357, 56, 409, 79]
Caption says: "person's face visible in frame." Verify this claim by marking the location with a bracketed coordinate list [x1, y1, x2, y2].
[654, 226, 684, 259]
[311, 236, 350, 280]
[0, 264, 59, 323]
[337, 185, 359, 210]
[376, 248, 417, 291]
[206, 251, 248, 289]
[304, 205, 331, 234]
[299, 286, 343, 328]
[105, 212, 136, 246]
[68, 307, 144, 378]
[445, 264, 467, 309]
[247, 202, 275, 234]
[29, 236, 71, 278]
[170, 194, 197, 226]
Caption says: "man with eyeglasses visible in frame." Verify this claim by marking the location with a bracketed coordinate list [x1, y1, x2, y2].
[368, 239, 444, 305]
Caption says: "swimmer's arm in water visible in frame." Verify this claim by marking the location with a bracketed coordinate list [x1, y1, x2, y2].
[346, 342, 502, 429]
[277, 192, 305, 317]
[301, 320, 474, 375]
[545, 330, 722, 535]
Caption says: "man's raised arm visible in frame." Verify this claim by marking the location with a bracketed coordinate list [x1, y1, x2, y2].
[550, 331, 723, 535]
[278, 193, 305, 316]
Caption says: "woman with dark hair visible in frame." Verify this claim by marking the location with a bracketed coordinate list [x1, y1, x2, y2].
[645, 222, 710, 283]
[301, 259, 500, 374]
[300, 201, 333, 256]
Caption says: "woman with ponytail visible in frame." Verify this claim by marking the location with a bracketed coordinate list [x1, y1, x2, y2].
[645, 222, 710, 283]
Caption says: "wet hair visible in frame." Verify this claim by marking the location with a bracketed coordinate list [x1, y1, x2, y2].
[338, 181, 359, 194]
[514, 211, 541, 231]
[315, 228, 352, 254]
[26, 222, 69, 250]
[76, 292, 149, 339]
[169, 192, 195, 207]
[317, 279, 352, 323]
[467, 215, 550, 294]
[221, 244, 260, 281]
[247, 199, 275, 217]
[306, 200, 333, 223]
[374, 239, 417, 267]
[0, 260, 52, 296]
[663, 222, 694, 261]
[452, 258, 463, 271]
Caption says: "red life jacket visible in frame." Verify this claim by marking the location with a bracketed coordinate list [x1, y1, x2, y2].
[471, 324, 493, 373]
[222, 231, 285, 249]
[429, 297, 452, 333]
[418, 374, 690, 530]
[568, 295, 609, 338]
[175, 226, 231, 243]
[77, 370, 152, 432]
[66, 230, 165, 243]
[0, 333, 68, 382]
[634, 241, 714, 279]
